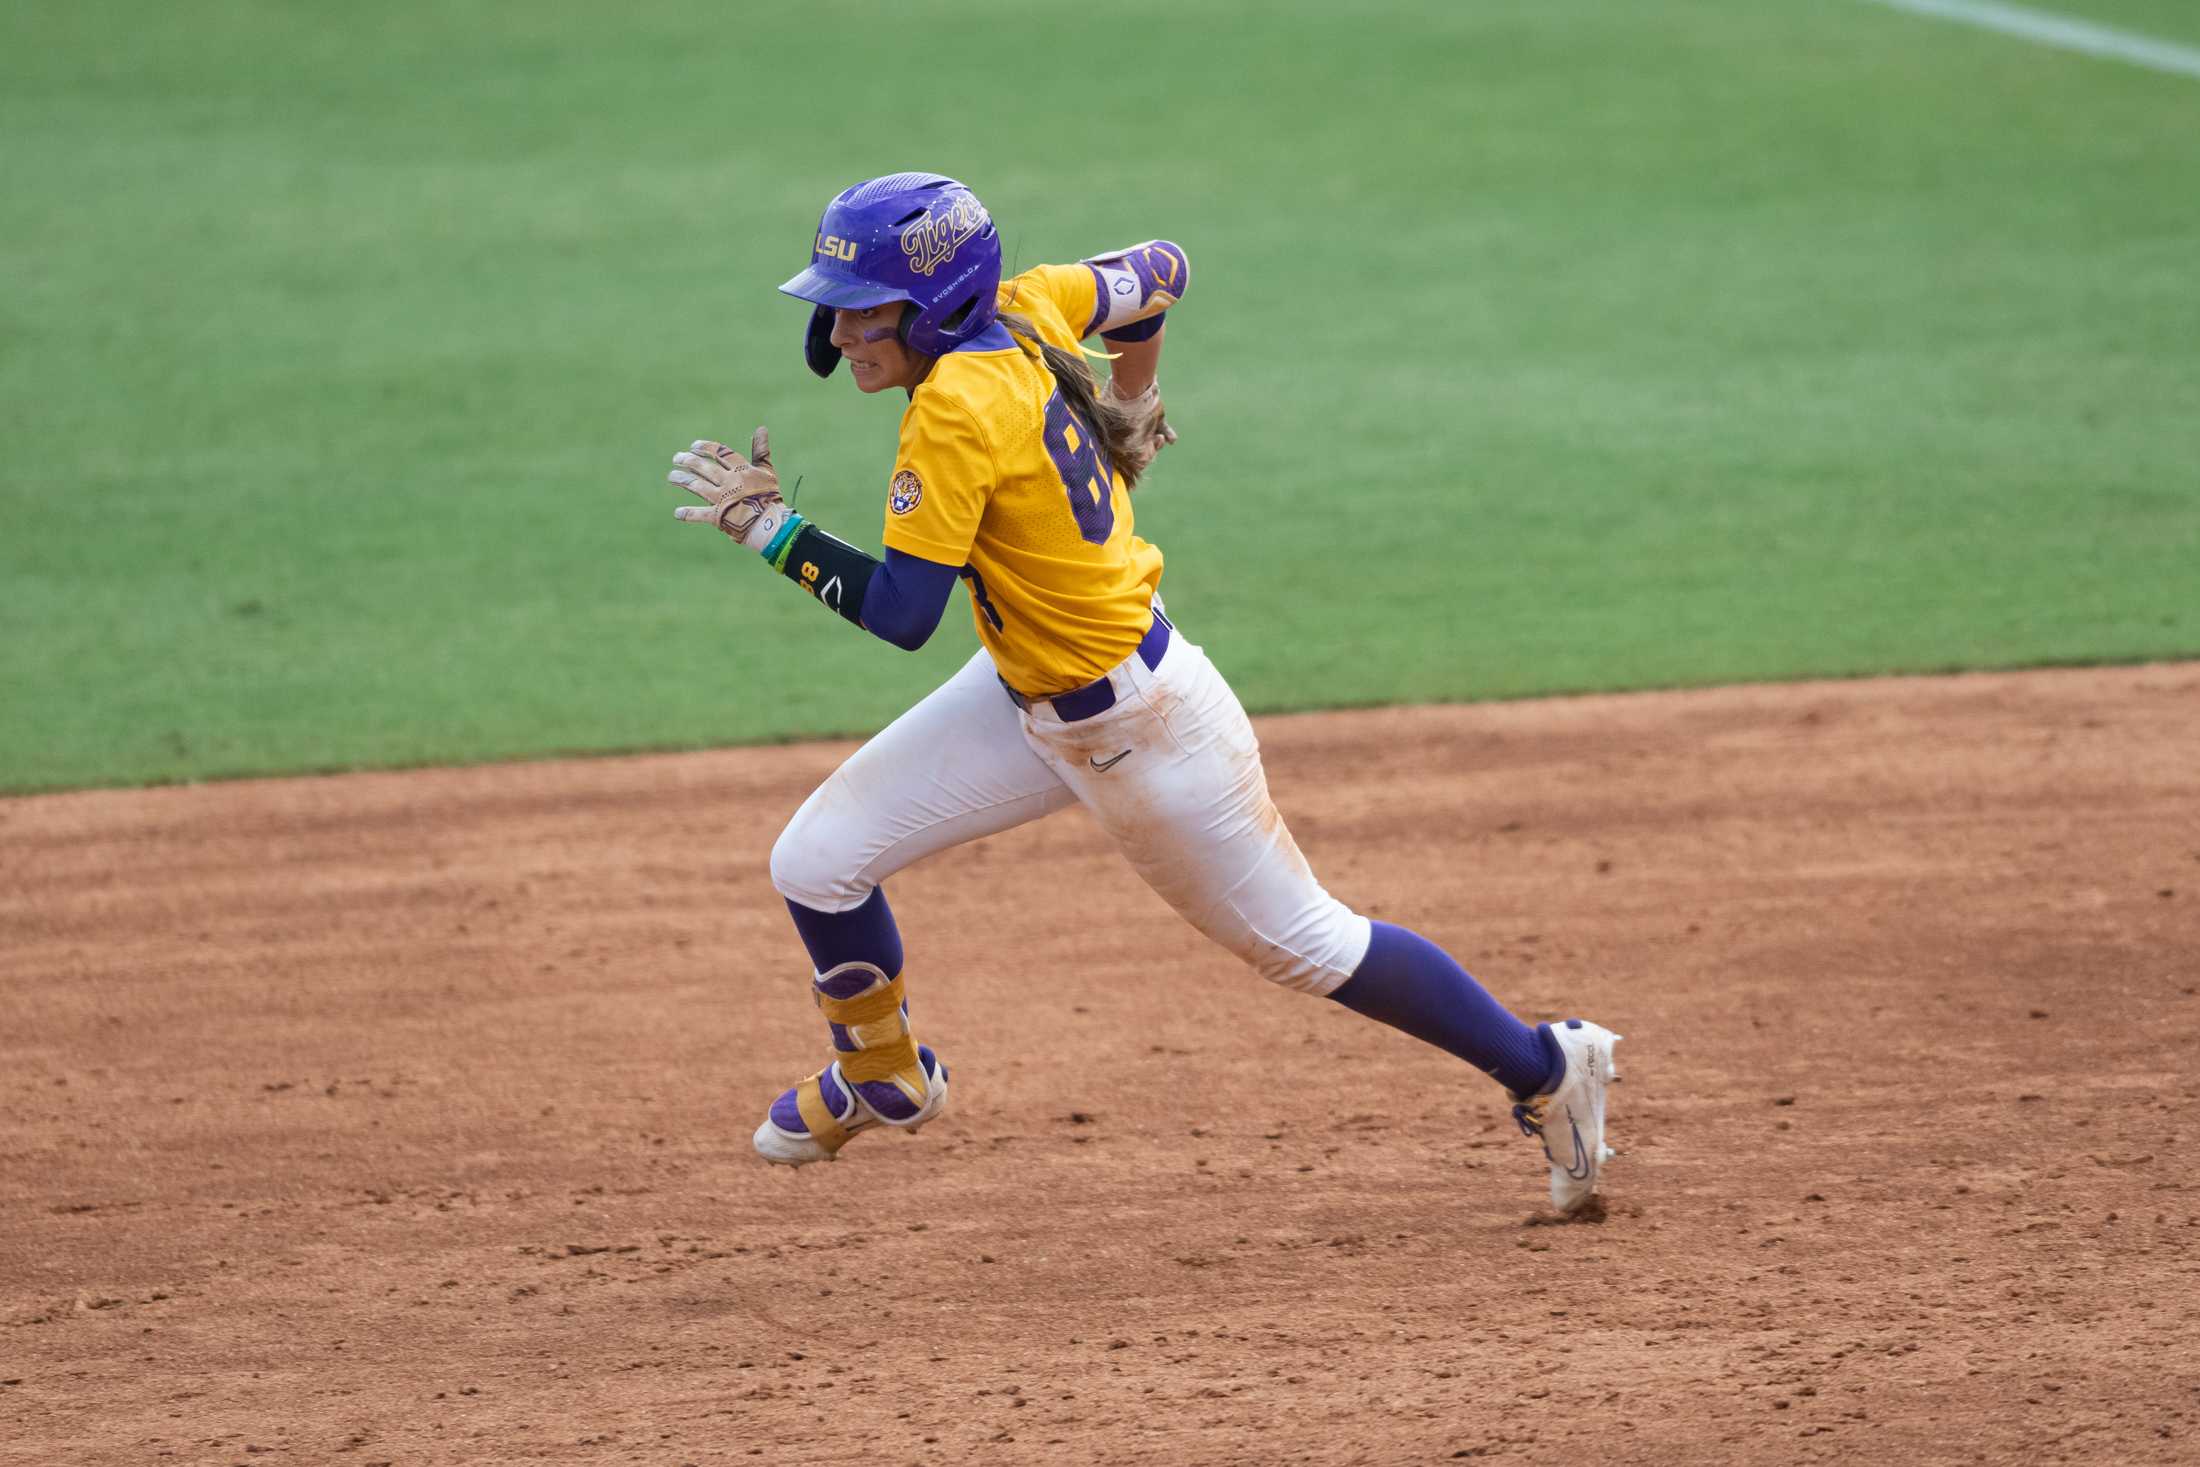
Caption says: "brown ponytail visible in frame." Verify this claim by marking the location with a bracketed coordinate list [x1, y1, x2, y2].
[995, 311, 1153, 491]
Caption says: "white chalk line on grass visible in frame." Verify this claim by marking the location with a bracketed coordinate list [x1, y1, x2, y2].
[1857, 0, 2200, 80]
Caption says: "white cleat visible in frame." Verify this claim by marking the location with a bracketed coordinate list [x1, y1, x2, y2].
[752, 1048, 949, 1168]
[1513, 1019, 1622, 1214]
[752, 1112, 845, 1168]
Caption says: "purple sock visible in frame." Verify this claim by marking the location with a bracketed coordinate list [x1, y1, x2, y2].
[784, 887, 904, 976]
[1330, 921, 1563, 1097]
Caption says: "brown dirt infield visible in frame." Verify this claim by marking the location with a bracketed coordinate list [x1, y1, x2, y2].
[4, 665, 2196, 1466]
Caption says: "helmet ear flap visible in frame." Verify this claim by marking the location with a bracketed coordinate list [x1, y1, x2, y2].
[904, 286, 991, 358]
[804, 304, 841, 378]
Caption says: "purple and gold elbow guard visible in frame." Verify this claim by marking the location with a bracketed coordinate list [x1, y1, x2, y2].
[1083, 240, 1190, 340]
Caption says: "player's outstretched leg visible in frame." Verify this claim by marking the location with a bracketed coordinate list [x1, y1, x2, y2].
[1329, 922, 1620, 1213]
[751, 887, 949, 1167]
[1018, 628, 1622, 1210]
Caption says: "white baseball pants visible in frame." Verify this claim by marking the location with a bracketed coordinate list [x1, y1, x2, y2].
[769, 622, 1373, 996]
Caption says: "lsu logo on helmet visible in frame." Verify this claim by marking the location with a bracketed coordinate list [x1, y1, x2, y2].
[900, 196, 989, 278]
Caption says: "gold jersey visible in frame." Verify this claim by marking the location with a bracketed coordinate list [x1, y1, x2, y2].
[878, 257, 1179, 697]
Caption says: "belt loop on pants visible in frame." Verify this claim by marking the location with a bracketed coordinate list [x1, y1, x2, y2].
[1000, 607, 1172, 723]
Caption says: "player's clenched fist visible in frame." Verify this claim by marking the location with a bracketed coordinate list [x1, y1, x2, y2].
[668, 427, 787, 547]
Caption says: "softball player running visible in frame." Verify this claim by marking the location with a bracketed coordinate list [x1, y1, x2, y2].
[662, 173, 1620, 1213]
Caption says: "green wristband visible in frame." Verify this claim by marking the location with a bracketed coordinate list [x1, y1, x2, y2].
[761, 512, 808, 571]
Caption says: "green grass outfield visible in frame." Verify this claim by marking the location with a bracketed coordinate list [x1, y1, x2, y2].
[4, 0, 2196, 793]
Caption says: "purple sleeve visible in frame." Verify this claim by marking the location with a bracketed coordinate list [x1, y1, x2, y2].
[857, 546, 961, 651]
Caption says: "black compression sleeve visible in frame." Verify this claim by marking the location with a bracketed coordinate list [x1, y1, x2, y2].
[764, 515, 879, 628]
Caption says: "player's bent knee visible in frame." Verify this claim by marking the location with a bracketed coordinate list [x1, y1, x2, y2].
[769, 806, 869, 913]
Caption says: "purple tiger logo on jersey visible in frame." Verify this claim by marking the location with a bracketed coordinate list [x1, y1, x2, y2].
[889, 468, 923, 515]
[900, 195, 989, 278]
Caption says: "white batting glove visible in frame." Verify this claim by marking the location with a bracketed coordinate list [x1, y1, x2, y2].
[1103, 377, 1176, 470]
[668, 426, 791, 551]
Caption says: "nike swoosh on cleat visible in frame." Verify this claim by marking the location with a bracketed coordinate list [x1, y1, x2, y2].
[1090, 749, 1132, 772]
[1563, 1118, 1593, 1179]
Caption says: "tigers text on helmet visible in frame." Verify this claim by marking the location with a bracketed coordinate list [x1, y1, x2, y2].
[779, 173, 1003, 379]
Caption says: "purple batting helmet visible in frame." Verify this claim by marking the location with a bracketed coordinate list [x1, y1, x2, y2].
[779, 172, 1002, 378]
